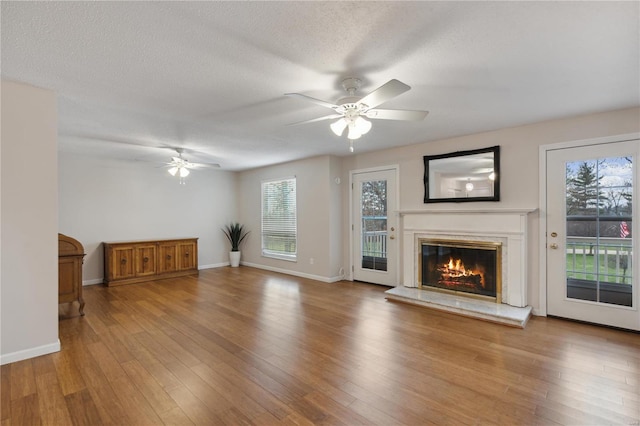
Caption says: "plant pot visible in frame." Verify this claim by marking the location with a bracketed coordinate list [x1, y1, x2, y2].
[229, 251, 241, 267]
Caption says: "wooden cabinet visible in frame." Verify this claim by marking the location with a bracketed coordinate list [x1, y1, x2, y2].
[59, 233, 86, 315]
[104, 238, 198, 286]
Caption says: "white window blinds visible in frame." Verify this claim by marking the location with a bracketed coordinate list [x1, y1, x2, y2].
[261, 177, 297, 260]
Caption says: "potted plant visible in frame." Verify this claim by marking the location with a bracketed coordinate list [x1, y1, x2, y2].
[222, 223, 249, 267]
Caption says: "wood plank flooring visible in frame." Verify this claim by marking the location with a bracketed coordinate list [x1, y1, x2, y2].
[2, 267, 639, 425]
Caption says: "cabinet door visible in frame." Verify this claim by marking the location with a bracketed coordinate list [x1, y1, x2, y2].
[59, 257, 79, 303]
[135, 244, 157, 277]
[178, 241, 197, 270]
[158, 243, 178, 273]
[110, 246, 135, 280]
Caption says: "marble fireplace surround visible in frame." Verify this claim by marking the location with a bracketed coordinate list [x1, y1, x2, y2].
[386, 208, 536, 327]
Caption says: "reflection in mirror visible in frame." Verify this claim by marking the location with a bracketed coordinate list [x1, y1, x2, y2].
[424, 146, 500, 203]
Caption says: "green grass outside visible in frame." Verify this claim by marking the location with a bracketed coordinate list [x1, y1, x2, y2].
[567, 252, 632, 284]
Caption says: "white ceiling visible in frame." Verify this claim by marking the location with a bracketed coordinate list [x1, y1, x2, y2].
[2, 1, 638, 171]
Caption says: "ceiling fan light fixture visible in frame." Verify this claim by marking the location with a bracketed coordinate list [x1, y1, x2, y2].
[168, 166, 178, 176]
[347, 124, 362, 140]
[354, 116, 372, 135]
[330, 118, 347, 136]
[179, 167, 190, 177]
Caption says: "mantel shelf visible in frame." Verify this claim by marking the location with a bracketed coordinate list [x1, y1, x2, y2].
[397, 208, 538, 216]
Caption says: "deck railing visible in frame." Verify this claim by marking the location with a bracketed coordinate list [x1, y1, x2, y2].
[566, 237, 633, 284]
[362, 230, 387, 258]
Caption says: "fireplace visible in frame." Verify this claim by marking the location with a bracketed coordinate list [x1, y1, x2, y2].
[397, 208, 536, 308]
[420, 239, 502, 301]
[386, 209, 534, 327]
[385, 209, 536, 328]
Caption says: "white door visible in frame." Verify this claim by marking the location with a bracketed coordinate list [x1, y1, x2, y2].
[546, 139, 639, 330]
[352, 168, 398, 286]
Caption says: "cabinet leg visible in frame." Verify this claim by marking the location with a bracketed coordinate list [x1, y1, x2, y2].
[79, 297, 85, 316]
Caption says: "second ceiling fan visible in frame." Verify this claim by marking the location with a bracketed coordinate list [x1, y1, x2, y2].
[166, 148, 220, 184]
[286, 78, 428, 148]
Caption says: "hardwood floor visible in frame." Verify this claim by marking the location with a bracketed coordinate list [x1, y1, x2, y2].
[2, 267, 639, 425]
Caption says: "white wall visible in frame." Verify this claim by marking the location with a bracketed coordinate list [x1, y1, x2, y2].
[328, 156, 344, 278]
[238, 155, 344, 281]
[58, 152, 238, 283]
[1, 80, 60, 364]
[340, 107, 640, 313]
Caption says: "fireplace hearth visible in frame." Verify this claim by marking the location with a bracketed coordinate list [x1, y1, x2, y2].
[421, 239, 501, 301]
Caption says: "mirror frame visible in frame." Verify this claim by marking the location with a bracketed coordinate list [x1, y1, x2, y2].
[423, 145, 500, 203]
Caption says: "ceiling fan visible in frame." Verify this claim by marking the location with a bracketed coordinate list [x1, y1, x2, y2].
[167, 148, 220, 184]
[286, 78, 429, 150]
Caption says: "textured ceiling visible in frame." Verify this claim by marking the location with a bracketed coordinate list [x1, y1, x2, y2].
[2, 1, 639, 171]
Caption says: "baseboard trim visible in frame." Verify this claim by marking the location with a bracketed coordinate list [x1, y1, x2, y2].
[199, 263, 229, 270]
[1, 340, 61, 365]
[83, 278, 104, 286]
[241, 262, 338, 283]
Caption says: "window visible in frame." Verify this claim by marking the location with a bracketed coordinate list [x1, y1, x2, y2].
[565, 156, 633, 306]
[261, 177, 297, 260]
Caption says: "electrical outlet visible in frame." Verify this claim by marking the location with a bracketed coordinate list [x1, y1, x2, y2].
[309, 258, 314, 265]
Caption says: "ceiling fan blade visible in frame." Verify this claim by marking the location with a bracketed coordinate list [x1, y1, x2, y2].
[287, 114, 343, 126]
[358, 79, 411, 109]
[285, 93, 339, 110]
[188, 161, 221, 169]
[365, 109, 429, 121]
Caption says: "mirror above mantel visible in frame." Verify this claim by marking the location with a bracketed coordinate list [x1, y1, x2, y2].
[423, 146, 500, 203]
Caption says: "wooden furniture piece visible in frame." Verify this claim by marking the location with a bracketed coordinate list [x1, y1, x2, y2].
[103, 238, 198, 286]
[59, 233, 86, 315]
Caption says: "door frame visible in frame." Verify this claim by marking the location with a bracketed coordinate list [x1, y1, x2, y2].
[349, 164, 400, 283]
[538, 132, 640, 317]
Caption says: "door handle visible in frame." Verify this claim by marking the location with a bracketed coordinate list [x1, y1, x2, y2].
[549, 243, 558, 249]
[389, 235, 395, 240]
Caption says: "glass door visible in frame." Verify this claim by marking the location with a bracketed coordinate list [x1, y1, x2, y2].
[352, 168, 398, 286]
[546, 139, 638, 330]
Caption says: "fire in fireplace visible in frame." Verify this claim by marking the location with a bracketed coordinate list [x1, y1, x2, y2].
[420, 239, 501, 301]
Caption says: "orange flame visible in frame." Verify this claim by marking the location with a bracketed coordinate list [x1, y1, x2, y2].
[441, 257, 484, 287]
[445, 257, 466, 274]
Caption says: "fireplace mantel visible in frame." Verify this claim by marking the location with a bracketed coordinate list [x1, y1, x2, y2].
[398, 208, 537, 216]
[398, 208, 537, 308]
